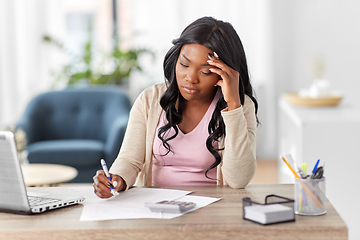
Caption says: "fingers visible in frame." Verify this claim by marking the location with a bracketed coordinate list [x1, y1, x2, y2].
[110, 173, 126, 192]
[207, 52, 241, 110]
[207, 52, 237, 79]
[93, 170, 127, 198]
[207, 52, 239, 86]
[92, 170, 116, 199]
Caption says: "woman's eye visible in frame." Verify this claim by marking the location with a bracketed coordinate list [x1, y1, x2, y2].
[180, 62, 188, 68]
[202, 71, 213, 75]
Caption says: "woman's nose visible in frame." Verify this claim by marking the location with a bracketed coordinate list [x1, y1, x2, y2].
[185, 71, 198, 84]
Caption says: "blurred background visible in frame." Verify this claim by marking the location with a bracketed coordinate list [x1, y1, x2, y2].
[1, 0, 360, 238]
[2, 0, 360, 160]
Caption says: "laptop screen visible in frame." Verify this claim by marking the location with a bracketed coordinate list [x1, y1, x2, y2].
[0, 131, 30, 212]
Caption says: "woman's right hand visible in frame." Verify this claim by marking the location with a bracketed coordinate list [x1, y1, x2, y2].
[93, 170, 126, 198]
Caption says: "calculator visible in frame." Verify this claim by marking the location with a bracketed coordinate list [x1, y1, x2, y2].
[145, 200, 196, 213]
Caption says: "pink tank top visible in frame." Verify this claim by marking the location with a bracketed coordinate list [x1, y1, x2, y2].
[152, 91, 221, 187]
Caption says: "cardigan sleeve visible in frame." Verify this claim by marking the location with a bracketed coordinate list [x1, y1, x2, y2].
[109, 83, 166, 190]
[109, 89, 149, 190]
[219, 95, 257, 188]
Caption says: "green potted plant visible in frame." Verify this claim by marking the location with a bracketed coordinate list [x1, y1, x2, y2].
[43, 27, 150, 87]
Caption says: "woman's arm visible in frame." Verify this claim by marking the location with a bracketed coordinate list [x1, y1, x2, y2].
[207, 52, 257, 188]
[108, 91, 149, 190]
[220, 95, 257, 188]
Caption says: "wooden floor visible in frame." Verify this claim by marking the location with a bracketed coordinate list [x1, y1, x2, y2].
[249, 159, 278, 184]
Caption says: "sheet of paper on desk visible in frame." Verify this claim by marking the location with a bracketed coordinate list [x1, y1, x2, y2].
[80, 188, 220, 221]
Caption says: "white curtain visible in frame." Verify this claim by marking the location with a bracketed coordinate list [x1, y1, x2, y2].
[0, 0, 66, 129]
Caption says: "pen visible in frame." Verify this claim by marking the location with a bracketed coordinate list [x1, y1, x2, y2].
[311, 159, 320, 179]
[281, 156, 300, 179]
[100, 159, 118, 196]
[284, 154, 301, 177]
[301, 163, 307, 175]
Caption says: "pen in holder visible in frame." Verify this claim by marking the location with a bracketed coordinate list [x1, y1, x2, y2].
[294, 177, 326, 215]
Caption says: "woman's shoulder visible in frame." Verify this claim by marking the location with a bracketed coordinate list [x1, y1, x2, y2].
[139, 82, 167, 100]
[244, 94, 256, 111]
[132, 82, 167, 111]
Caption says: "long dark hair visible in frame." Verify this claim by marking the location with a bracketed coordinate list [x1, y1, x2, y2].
[158, 16, 259, 179]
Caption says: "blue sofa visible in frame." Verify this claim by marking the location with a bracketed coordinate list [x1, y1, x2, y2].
[17, 86, 131, 183]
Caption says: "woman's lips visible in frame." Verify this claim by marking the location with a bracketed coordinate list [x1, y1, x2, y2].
[182, 86, 199, 94]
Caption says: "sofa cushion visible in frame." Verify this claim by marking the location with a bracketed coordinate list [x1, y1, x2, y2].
[27, 139, 104, 169]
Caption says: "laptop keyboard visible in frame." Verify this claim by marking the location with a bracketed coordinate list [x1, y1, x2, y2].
[28, 196, 61, 207]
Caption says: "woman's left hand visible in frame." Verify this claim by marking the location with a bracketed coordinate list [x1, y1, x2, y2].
[208, 52, 241, 111]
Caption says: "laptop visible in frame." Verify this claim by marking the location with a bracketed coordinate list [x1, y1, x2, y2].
[0, 131, 85, 214]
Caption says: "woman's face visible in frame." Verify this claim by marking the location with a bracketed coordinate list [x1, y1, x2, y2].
[176, 44, 221, 103]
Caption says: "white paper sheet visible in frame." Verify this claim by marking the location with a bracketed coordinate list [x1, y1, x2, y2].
[80, 188, 220, 221]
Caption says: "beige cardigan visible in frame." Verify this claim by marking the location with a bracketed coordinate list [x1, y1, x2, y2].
[110, 83, 257, 189]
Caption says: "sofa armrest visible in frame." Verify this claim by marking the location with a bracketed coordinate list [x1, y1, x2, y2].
[16, 114, 37, 145]
[104, 116, 129, 165]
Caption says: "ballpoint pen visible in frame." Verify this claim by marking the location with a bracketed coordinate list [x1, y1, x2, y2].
[100, 159, 118, 196]
[311, 159, 320, 179]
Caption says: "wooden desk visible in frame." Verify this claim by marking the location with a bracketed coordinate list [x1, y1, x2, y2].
[22, 163, 78, 186]
[0, 184, 347, 240]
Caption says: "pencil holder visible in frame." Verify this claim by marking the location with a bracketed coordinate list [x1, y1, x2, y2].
[294, 177, 326, 215]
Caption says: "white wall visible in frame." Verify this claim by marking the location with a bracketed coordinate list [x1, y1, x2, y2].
[128, 0, 272, 92]
[272, 0, 360, 105]
[270, 0, 360, 161]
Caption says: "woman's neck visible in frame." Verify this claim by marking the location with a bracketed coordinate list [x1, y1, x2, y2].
[177, 89, 217, 134]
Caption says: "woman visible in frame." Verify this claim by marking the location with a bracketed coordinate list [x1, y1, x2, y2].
[93, 16, 259, 198]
